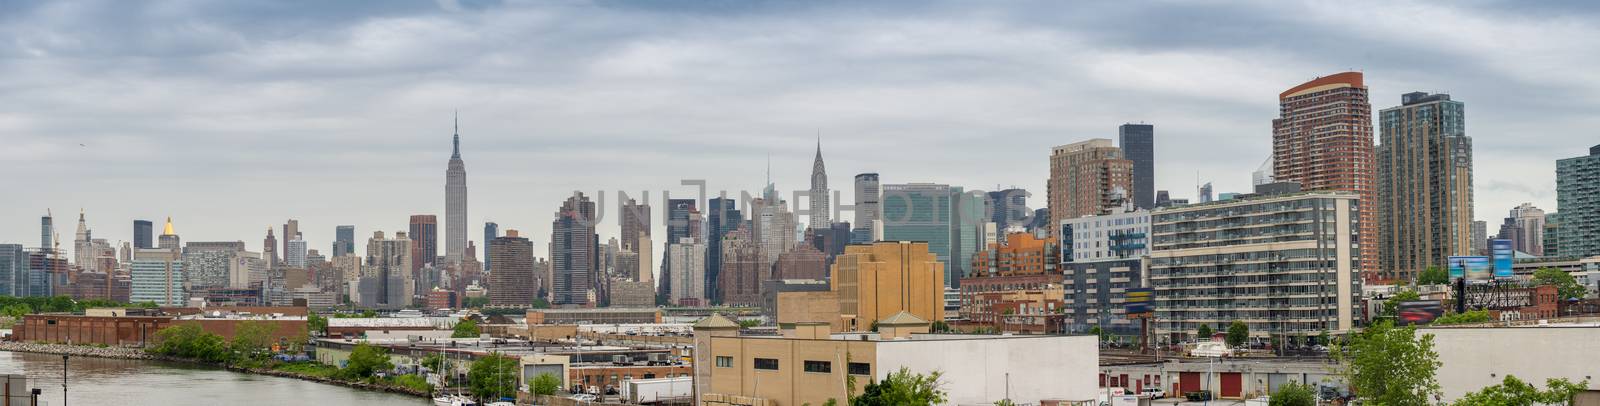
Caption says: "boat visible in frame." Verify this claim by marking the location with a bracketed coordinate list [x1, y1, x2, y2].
[485, 402, 516, 406]
[433, 395, 478, 406]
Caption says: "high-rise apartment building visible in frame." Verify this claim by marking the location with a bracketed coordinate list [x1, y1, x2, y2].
[1557, 145, 1600, 258]
[1272, 72, 1377, 277]
[752, 196, 796, 267]
[1059, 204, 1149, 335]
[809, 141, 830, 230]
[0, 244, 26, 297]
[668, 238, 707, 306]
[1150, 191, 1361, 342]
[333, 225, 355, 257]
[409, 215, 438, 274]
[133, 220, 153, 249]
[1047, 139, 1134, 230]
[1544, 213, 1563, 258]
[853, 173, 881, 243]
[620, 198, 651, 252]
[551, 193, 598, 307]
[445, 114, 469, 264]
[1119, 124, 1156, 210]
[831, 241, 946, 331]
[1376, 92, 1474, 281]
[488, 230, 536, 308]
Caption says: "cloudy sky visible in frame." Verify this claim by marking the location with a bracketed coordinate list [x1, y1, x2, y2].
[3, 0, 1597, 259]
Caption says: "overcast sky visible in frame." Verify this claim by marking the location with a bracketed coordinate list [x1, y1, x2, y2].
[3, 0, 1597, 260]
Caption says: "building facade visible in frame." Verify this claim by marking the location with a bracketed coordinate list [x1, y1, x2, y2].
[444, 116, 469, 264]
[1498, 203, 1547, 256]
[1048, 138, 1134, 232]
[1272, 72, 1377, 277]
[488, 230, 536, 308]
[1557, 145, 1600, 258]
[668, 238, 707, 306]
[880, 183, 961, 288]
[1149, 192, 1361, 343]
[718, 226, 765, 307]
[133, 219, 153, 249]
[1059, 206, 1150, 335]
[333, 225, 355, 258]
[853, 173, 881, 243]
[831, 241, 946, 331]
[408, 215, 438, 276]
[130, 248, 187, 306]
[1376, 91, 1474, 281]
[808, 141, 830, 230]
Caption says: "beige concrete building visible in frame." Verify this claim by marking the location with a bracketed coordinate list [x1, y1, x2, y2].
[775, 290, 843, 331]
[693, 313, 1098, 406]
[831, 241, 945, 331]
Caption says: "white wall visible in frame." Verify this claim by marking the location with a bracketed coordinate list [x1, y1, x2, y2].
[1432, 327, 1600, 402]
[875, 335, 1098, 405]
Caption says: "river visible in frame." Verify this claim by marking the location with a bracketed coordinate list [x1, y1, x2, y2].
[0, 351, 428, 406]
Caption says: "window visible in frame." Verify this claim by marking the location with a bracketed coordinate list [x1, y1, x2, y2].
[754, 358, 779, 370]
[848, 362, 871, 375]
[715, 356, 733, 368]
[804, 360, 832, 373]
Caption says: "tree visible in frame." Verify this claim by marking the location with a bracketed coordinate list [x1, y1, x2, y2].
[1452, 375, 1589, 406]
[738, 319, 761, 328]
[148, 324, 230, 363]
[851, 367, 946, 406]
[461, 296, 490, 308]
[343, 342, 393, 379]
[1269, 382, 1316, 406]
[530, 372, 561, 396]
[1532, 268, 1587, 301]
[468, 353, 521, 401]
[1332, 321, 1441, 406]
[929, 321, 951, 333]
[452, 319, 481, 338]
[1433, 310, 1492, 326]
[1225, 321, 1249, 348]
[1, 303, 32, 318]
[1196, 324, 1213, 341]
[307, 313, 328, 336]
[229, 320, 277, 362]
[1380, 290, 1422, 319]
[1417, 266, 1451, 285]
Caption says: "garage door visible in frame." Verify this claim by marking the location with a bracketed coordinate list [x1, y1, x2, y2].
[1221, 372, 1242, 398]
[1180, 372, 1202, 393]
[1267, 373, 1290, 394]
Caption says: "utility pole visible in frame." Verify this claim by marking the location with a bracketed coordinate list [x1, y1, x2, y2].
[61, 354, 68, 406]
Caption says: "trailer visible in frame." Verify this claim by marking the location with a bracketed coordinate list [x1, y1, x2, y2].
[622, 376, 693, 404]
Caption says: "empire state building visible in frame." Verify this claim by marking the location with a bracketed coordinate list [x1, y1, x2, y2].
[445, 114, 469, 264]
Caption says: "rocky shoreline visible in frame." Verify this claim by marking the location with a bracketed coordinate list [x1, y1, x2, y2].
[0, 341, 428, 398]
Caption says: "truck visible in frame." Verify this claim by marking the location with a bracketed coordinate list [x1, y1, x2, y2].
[622, 376, 693, 404]
[612, 355, 635, 366]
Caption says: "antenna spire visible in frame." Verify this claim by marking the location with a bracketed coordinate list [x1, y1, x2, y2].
[451, 111, 461, 159]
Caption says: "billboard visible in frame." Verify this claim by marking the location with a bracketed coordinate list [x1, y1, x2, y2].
[1448, 256, 1491, 281]
[1123, 288, 1154, 316]
[1396, 300, 1444, 326]
[1491, 239, 1515, 279]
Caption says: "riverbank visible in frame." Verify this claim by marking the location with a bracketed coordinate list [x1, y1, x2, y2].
[0, 341, 429, 398]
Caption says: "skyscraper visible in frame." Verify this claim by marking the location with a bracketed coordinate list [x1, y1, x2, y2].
[74, 210, 92, 270]
[409, 215, 438, 275]
[668, 238, 707, 306]
[661, 198, 696, 300]
[483, 222, 498, 272]
[333, 225, 355, 257]
[40, 211, 53, 252]
[987, 188, 1028, 230]
[1471, 220, 1489, 255]
[1273, 72, 1377, 276]
[1047, 139, 1134, 233]
[718, 225, 765, 306]
[706, 197, 741, 303]
[282, 219, 298, 257]
[365, 231, 413, 307]
[853, 173, 881, 243]
[620, 198, 651, 252]
[445, 113, 469, 264]
[285, 238, 308, 268]
[880, 183, 962, 288]
[262, 228, 278, 269]
[1498, 203, 1547, 256]
[1376, 92, 1474, 281]
[1198, 182, 1213, 203]
[0, 244, 25, 297]
[133, 220, 153, 249]
[551, 193, 598, 306]
[488, 230, 536, 308]
[1557, 145, 1600, 258]
[809, 140, 831, 230]
[1118, 123, 1155, 210]
[130, 247, 185, 306]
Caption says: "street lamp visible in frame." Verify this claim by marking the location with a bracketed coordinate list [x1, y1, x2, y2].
[61, 354, 68, 406]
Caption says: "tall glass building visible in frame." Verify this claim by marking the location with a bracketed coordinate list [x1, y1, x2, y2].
[1119, 124, 1155, 210]
[881, 183, 982, 288]
[0, 244, 25, 297]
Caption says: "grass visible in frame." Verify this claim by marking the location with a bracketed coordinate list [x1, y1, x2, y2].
[272, 361, 343, 379]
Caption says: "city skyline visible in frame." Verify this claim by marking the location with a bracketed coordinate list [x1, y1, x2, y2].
[4, 1, 1596, 259]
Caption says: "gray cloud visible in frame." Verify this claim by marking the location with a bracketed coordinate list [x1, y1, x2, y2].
[1, 0, 1594, 258]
